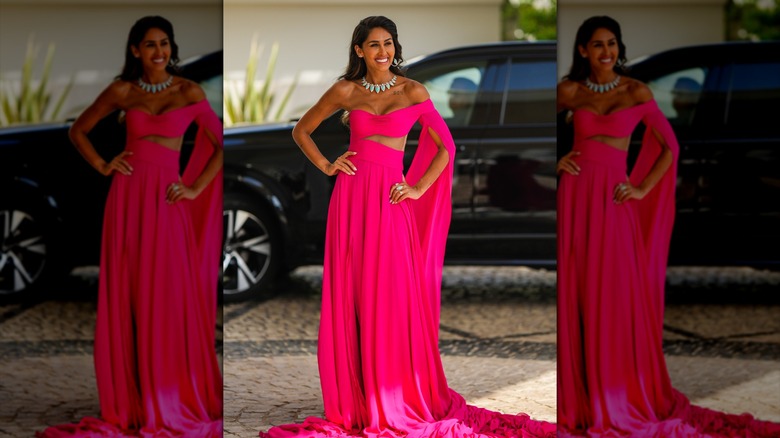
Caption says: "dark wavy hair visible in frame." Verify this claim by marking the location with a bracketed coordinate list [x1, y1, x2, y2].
[565, 16, 627, 81]
[339, 16, 406, 81]
[117, 16, 180, 81]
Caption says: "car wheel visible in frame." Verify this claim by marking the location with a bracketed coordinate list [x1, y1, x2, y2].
[222, 194, 281, 302]
[0, 206, 50, 301]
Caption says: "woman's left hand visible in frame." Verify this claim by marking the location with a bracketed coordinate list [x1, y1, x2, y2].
[613, 178, 646, 204]
[390, 180, 421, 204]
[166, 180, 196, 204]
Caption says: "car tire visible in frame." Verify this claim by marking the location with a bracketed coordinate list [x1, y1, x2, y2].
[0, 202, 55, 302]
[222, 194, 281, 302]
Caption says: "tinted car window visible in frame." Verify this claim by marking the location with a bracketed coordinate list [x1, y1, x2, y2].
[504, 60, 556, 125]
[725, 61, 780, 133]
[413, 60, 488, 127]
[646, 67, 707, 127]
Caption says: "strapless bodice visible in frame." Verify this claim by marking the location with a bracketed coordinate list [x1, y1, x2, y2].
[573, 100, 653, 140]
[126, 99, 211, 140]
[348, 100, 432, 143]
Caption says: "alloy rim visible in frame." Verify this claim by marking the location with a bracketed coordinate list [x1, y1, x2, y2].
[222, 209, 272, 295]
[0, 209, 46, 294]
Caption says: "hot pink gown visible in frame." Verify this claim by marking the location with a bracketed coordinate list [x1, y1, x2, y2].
[557, 99, 780, 437]
[38, 99, 223, 437]
[260, 99, 556, 438]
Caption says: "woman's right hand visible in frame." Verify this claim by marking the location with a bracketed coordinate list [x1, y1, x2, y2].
[556, 151, 581, 176]
[324, 151, 357, 176]
[99, 151, 134, 176]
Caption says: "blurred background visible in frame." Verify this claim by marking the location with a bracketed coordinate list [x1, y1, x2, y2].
[0, 0, 222, 124]
[557, 0, 780, 79]
[222, 0, 556, 124]
[0, 2, 223, 436]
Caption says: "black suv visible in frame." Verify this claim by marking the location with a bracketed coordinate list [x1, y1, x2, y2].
[560, 41, 780, 267]
[0, 51, 223, 300]
[223, 41, 558, 301]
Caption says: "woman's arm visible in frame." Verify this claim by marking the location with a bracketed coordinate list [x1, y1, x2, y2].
[391, 81, 450, 204]
[557, 79, 577, 113]
[291, 81, 357, 176]
[391, 126, 449, 204]
[614, 84, 675, 203]
[68, 81, 132, 176]
[556, 80, 581, 176]
[613, 128, 674, 204]
[167, 82, 223, 203]
[185, 127, 223, 196]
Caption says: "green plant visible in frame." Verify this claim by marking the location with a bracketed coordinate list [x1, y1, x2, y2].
[726, 0, 780, 41]
[502, 0, 557, 41]
[224, 38, 298, 126]
[0, 36, 73, 126]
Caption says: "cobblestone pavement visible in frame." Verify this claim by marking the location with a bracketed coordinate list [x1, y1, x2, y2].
[1, 266, 779, 437]
[223, 266, 780, 437]
[0, 275, 224, 438]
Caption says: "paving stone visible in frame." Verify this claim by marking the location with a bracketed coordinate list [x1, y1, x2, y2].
[2, 265, 779, 436]
[668, 356, 780, 422]
[224, 356, 557, 438]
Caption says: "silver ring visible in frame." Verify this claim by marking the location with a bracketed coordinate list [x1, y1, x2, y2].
[621, 185, 628, 193]
[172, 184, 180, 192]
[396, 185, 403, 192]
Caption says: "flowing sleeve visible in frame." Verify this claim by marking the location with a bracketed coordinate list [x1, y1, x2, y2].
[405, 99, 456, 295]
[628, 100, 679, 309]
[181, 99, 223, 297]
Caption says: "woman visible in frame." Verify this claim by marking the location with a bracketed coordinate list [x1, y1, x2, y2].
[260, 16, 555, 438]
[556, 15, 780, 437]
[38, 16, 223, 437]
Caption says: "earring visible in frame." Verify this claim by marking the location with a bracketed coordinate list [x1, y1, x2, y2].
[392, 58, 401, 66]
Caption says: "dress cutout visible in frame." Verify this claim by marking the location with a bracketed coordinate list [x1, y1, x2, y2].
[557, 99, 780, 437]
[260, 99, 556, 438]
[38, 99, 223, 438]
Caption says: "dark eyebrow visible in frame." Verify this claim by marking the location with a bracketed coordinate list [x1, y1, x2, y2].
[367, 37, 393, 44]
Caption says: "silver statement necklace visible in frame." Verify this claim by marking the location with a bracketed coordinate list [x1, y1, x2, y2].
[138, 75, 173, 94]
[585, 75, 621, 94]
[361, 75, 397, 93]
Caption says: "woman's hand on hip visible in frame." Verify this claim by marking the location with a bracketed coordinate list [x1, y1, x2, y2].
[613, 177, 647, 204]
[556, 151, 581, 176]
[324, 151, 357, 176]
[166, 179, 196, 204]
[99, 151, 133, 176]
[390, 180, 421, 204]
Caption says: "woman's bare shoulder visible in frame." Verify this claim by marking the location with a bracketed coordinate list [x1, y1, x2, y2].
[403, 78, 431, 104]
[557, 79, 580, 110]
[179, 78, 208, 103]
[558, 79, 579, 93]
[321, 79, 357, 106]
[624, 76, 654, 104]
[94, 80, 132, 108]
[329, 78, 356, 96]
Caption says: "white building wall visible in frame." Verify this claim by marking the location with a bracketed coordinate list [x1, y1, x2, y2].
[224, 0, 502, 119]
[557, 0, 725, 79]
[0, 0, 222, 118]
